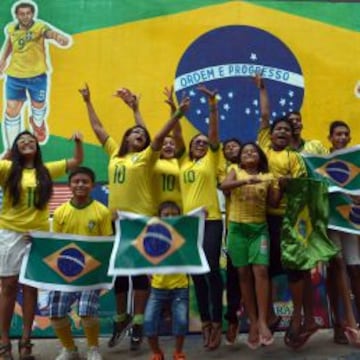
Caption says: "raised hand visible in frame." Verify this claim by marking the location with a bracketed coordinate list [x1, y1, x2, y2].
[197, 84, 217, 100]
[178, 96, 190, 114]
[253, 71, 265, 89]
[78, 84, 90, 102]
[71, 131, 83, 142]
[114, 87, 139, 111]
[163, 86, 176, 111]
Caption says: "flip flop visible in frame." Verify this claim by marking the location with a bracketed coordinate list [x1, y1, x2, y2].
[284, 324, 304, 350]
[298, 324, 320, 344]
[344, 327, 360, 347]
[246, 338, 260, 350]
[260, 334, 274, 346]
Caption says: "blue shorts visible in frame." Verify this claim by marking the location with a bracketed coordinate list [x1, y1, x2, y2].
[48, 290, 100, 318]
[6, 74, 47, 102]
[144, 287, 189, 336]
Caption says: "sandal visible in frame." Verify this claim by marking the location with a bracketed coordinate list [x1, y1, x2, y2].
[284, 323, 304, 350]
[0, 342, 13, 360]
[344, 327, 360, 348]
[201, 322, 212, 348]
[298, 323, 320, 344]
[18, 339, 35, 360]
[333, 324, 348, 345]
[208, 323, 222, 350]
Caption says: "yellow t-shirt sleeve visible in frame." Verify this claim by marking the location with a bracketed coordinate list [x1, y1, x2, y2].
[46, 160, 67, 179]
[103, 136, 119, 157]
[257, 127, 271, 149]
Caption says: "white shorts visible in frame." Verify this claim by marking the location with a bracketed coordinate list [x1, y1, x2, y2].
[328, 229, 360, 265]
[0, 229, 28, 276]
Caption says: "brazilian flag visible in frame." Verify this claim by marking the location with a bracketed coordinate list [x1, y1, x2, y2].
[281, 178, 338, 270]
[108, 210, 208, 275]
[303, 146, 360, 194]
[19, 231, 114, 291]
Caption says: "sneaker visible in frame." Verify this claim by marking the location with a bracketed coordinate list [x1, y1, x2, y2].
[108, 314, 133, 348]
[130, 324, 143, 351]
[28, 116, 48, 144]
[173, 351, 187, 359]
[150, 351, 165, 360]
[225, 321, 239, 345]
[55, 347, 81, 360]
[87, 346, 102, 360]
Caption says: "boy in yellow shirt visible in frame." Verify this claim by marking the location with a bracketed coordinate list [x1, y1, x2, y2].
[49, 167, 112, 360]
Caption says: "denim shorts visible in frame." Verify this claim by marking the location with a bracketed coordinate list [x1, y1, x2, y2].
[6, 74, 47, 102]
[144, 287, 189, 336]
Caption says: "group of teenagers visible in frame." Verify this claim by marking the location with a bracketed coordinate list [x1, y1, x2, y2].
[0, 75, 360, 360]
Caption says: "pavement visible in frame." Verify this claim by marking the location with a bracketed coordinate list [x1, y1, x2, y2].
[9, 330, 360, 360]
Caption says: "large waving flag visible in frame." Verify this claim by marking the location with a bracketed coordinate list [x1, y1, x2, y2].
[19, 232, 114, 291]
[302, 146, 360, 194]
[1, 1, 360, 182]
[108, 209, 208, 275]
[281, 178, 338, 270]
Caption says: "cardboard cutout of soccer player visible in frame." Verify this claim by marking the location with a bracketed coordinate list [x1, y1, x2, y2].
[0, 1, 72, 150]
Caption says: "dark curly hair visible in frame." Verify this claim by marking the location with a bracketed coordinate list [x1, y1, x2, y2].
[4, 131, 53, 209]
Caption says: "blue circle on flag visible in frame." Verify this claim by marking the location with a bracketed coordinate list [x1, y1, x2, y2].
[57, 248, 85, 277]
[326, 161, 350, 185]
[144, 223, 172, 257]
[175, 25, 304, 142]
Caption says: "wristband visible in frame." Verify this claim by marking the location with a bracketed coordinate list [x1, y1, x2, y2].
[208, 97, 218, 106]
[174, 109, 184, 118]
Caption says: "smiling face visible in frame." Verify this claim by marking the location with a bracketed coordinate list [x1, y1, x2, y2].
[16, 6, 34, 29]
[190, 134, 209, 160]
[240, 144, 260, 169]
[16, 133, 37, 158]
[223, 140, 241, 163]
[126, 127, 148, 152]
[69, 173, 94, 202]
[271, 120, 293, 150]
[161, 136, 176, 159]
[328, 125, 351, 150]
[288, 113, 302, 137]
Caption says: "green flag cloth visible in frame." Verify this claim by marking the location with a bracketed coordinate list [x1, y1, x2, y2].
[108, 209, 208, 275]
[329, 192, 360, 235]
[19, 232, 114, 291]
[281, 178, 339, 270]
[302, 146, 360, 194]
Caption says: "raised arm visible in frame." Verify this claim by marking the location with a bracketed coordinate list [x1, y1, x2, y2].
[197, 84, 219, 147]
[79, 84, 109, 145]
[152, 96, 190, 151]
[66, 132, 84, 171]
[253, 73, 270, 130]
[0, 39, 12, 74]
[44, 29, 70, 46]
[164, 86, 185, 154]
[114, 88, 146, 127]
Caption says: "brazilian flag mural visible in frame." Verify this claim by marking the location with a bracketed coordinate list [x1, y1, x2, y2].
[1, 0, 358, 336]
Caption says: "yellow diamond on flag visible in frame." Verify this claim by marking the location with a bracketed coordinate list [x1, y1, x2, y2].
[295, 205, 312, 246]
[43, 243, 101, 283]
[132, 217, 185, 265]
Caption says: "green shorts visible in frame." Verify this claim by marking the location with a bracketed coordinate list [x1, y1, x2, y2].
[227, 221, 269, 267]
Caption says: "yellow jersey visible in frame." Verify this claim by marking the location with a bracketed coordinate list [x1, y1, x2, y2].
[152, 158, 182, 210]
[104, 137, 160, 215]
[228, 166, 276, 223]
[53, 199, 112, 236]
[0, 160, 67, 232]
[179, 147, 222, 220]
[258, 127, 306, 215]
[151, 274, 189, 290]
[6, 20, 50, 78]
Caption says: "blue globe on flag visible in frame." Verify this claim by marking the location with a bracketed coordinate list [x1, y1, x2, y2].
[175, 25, 304, 142]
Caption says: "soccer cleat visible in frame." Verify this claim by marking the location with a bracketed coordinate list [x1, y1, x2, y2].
[130, 324, 143, 351]
[108, 314, 133, 348]
[28, 116, 48, 144]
